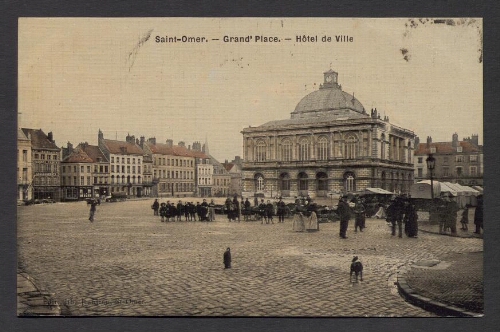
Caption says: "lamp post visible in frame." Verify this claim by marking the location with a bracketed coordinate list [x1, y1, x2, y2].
[426, 153, 436, 199]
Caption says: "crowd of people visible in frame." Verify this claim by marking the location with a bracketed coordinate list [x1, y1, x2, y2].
[147, 192, 484, 238]
[151, 198, 217, 222]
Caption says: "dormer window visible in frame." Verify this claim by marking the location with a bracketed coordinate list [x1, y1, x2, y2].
[430, 147, 436, 153]
[457, 146, 463, 152]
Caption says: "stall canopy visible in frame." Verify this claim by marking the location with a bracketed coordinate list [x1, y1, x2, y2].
[361, 188, 394, 195]
[410, 181, 480, 208]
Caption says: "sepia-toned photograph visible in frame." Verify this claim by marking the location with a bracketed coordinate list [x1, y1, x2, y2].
[17, 17, 483, 317]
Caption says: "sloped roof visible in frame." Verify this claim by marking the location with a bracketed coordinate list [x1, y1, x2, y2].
[63, 148, 93, 163]
[415, 141, 481, 155]
[224, 163, 235, 172]
[18, 128, 29, 141]
[81, 144, 108, 163]
[145, 142, 209, 159]
[102, 139, 144, 155]
[21, 128, 60, 151]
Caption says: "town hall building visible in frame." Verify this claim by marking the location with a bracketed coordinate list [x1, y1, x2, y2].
[241, 69, 416, 198]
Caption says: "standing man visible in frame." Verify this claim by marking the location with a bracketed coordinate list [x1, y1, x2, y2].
[336, 196, 351, 239]
[89, 199, 98, 222]
[277, 197, 286, 223]
[444, 194, 459, 235]
[233, 196, 241, 222]
[208, 199, 216, 221]
[152, 199, 159, 216]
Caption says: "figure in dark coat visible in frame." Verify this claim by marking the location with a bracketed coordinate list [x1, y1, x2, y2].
[266, 200, 274, 224]
[176, 200, 184, 221]
[404, 201, 419, 238]
[89, 199, 98, 222]
[159, 203, 168, 222]
[223, 247, 231, 269]
[474, 195, 483, 234]
[336, 196, 351, 239]
[152, 199, 159, 216]
[233, 196, 240, 222]
[277, 198, 286, 223]
[353, 199, 366, 232]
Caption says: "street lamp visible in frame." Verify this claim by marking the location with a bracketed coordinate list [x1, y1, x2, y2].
[426, 153, 436, 199]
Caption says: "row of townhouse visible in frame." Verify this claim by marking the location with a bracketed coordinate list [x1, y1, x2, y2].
[17, 128, 220, 202]
[413, 133, 483, 187]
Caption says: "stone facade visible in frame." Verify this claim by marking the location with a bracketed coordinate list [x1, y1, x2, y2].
[241, 69, 415, 198]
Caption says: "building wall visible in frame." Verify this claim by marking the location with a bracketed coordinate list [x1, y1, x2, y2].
[109, 154, 143, 196]
[32, 148, 61, 200]
[17, 138, 32, 200]
[152, 154, 195, 197]
[242, 121, 415, 198]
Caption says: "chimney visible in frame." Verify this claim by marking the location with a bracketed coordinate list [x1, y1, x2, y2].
[426, 136, 432, 148]
[98, 129, 103, 140]
[471, 134, 479, 146]
[148, 137, 156, 145]
[178, 141, 185, 147]
[414, 136, 420, 147]
[188, 145, 191, 150]
[140, 136, 145, 148]
[452, 133, 459, 147]
[67, 141, 73, 152]
[126, 134, 135, 144]
[166, 139, 173, 147]
[47, 131, 53, 143]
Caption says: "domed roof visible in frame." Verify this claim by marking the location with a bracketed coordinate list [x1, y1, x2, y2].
[293, 86, 365, 115]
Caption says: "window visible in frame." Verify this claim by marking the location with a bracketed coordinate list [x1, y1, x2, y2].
[417, 168, 423, 178]
[256, 140, 267, 162]
[81, 166, 84, 172]
[279, 173, 290, 191]
[62, 166, 66, 173]
[127, 158, 130, 164]
[74, 166, 77, 173]
[443, 157, 448, 163]
[430, 147, 436, 153]
[22, 168, 28, 182]
[111, 165, 114, 172]
[298, 172, 308, 190]
[22, 150, 27, 162]
[133, 158, 135, 164]
[456, 155, 464, 162]
[317, 137, 328, 160]
[87, 176, 91, 185]
[138, 166, 141, 174]
[456, 167, 463, 177]
[281, 140, 292, 161]
[417, 157, 423, 163]
[470, 166, 477, 177]
[80, 176, 84, 185]
[299, 138, 309, 161]
[470, 155, 478, 162]
[255, 175, 264, 191]
[345, 135, 357, 159]
[457, 146, 463, 152]
[111, 157, 114, 163]
[316, 172, 328, 191]
[87, 166, 91, 172]
[345, 173, 355, 192]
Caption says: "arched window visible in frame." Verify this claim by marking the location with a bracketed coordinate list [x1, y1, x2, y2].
[317, 136, 328, 160]
[381, 134, 386, 160]
[279, 173, 290, 191]
[344, 172, 356, 192]
[281, 139, 292, 161]
[255, 174, 264, 191]
[316, 172, 328, 191]
[298, 172, 308, 191]
[256, 140, 267, 162]
[111, 175, 115, 184]
[345, 134, 357, 159]
[299, 138, 309, 161]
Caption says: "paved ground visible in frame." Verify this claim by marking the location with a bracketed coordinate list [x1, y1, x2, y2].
[17, 198, 483, 317]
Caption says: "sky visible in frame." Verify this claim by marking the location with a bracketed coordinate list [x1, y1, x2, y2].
[18, 18, 483, 162]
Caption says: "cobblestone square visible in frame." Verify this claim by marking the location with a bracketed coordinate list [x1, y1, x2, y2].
[17, 199, 483, 316]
